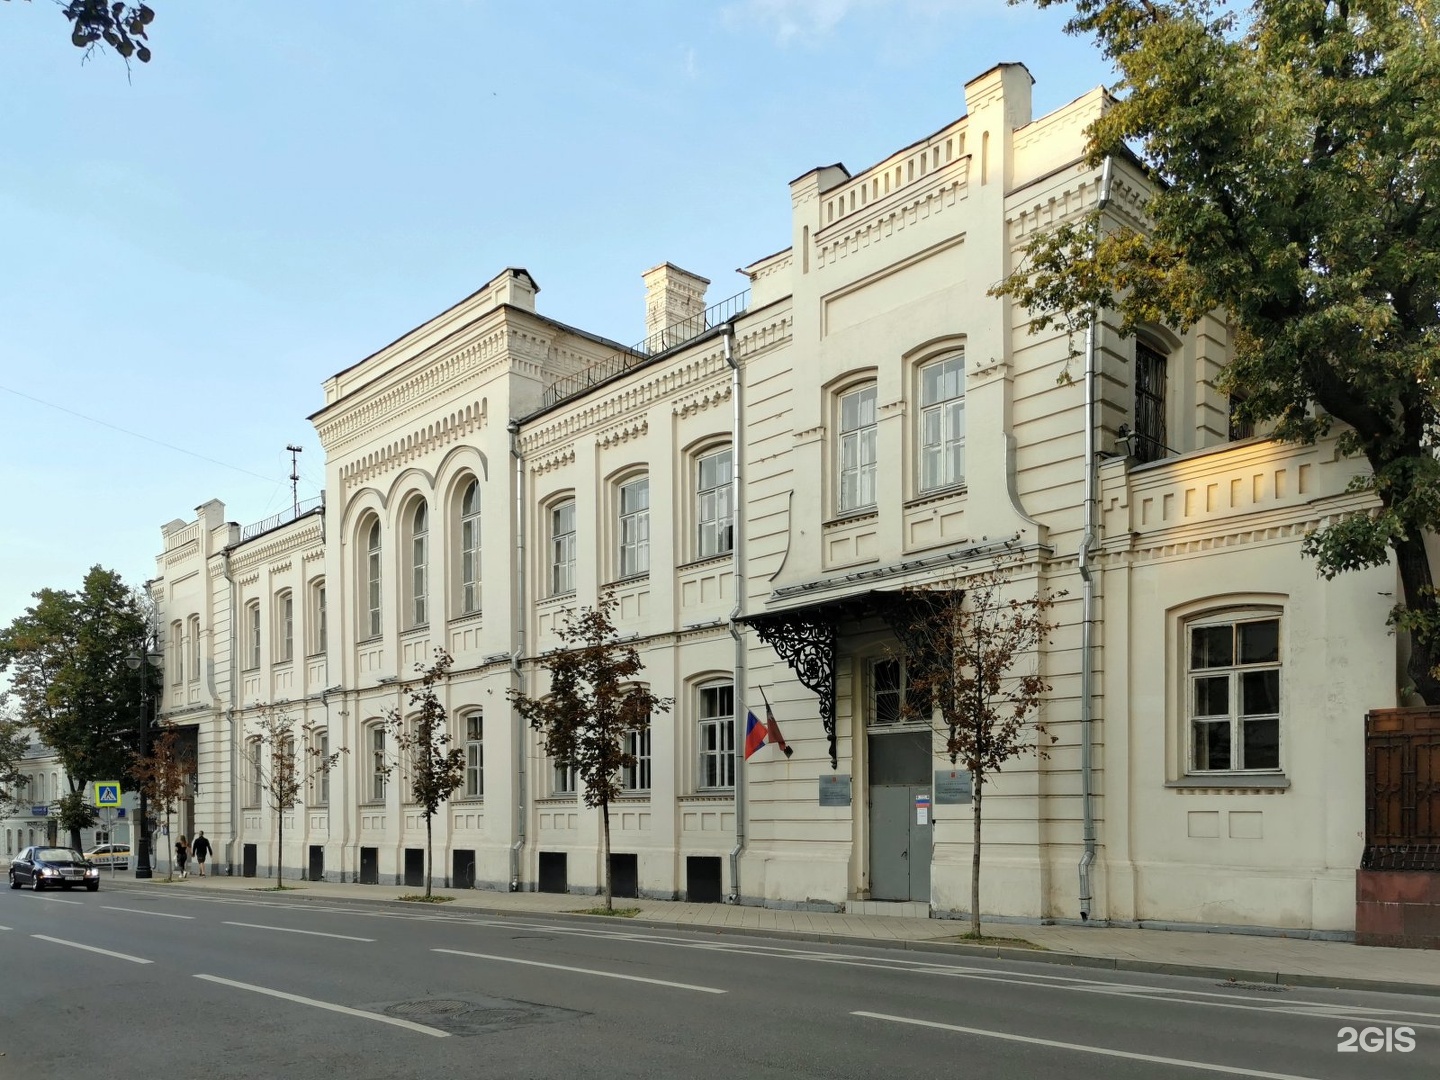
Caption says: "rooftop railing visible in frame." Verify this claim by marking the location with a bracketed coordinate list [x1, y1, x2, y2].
[541, 289, 748, 409]
[240, 495, 325, 543]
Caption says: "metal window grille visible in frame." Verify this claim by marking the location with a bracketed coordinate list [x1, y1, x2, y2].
[1134, 342, 1169, 463]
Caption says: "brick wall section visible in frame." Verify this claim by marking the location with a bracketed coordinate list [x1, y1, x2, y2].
[1356, 869, 1440, 949]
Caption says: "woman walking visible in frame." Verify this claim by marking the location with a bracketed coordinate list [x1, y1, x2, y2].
[175, 834, 189, 880]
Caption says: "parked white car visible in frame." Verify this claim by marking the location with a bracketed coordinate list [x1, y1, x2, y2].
[82, 843, 130, 870]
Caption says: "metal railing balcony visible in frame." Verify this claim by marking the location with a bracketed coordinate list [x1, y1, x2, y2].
[240, 495, 325, 543]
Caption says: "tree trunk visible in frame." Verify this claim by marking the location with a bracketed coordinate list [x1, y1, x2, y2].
[971, 772, 983, 939]
[276, 812, 283, 890]
[165, 810, 173, 881]
[601, 798, 613, 912]
[1394, 532, 1440, 704]
[424, 812, 433, 899]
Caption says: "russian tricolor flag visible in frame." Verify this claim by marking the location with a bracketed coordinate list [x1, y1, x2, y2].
[744, 710, 768, 759]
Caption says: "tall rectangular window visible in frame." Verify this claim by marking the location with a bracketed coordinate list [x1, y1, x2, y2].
[1134, 341, 1169, 464]
[246, 739, 261, 807]
[919, 354, 966, 491]
[411, 502, 429, 628]
[317, 732, 330, 805]
[460, 480, 481, 614]
[552, 759, 577, 796]
[278, 592, 293, 662]
[551, 501, 576, 596]
[365, 520, 382, 639]
[618, 477, 650, 578]
[188, 616, 201, 683]
[247, 602, 261, 671]
[838, 385, 878, 512]
[1189, 615, 1281, 772]
[697, 449, 734, 558]
[464, 713, 483, 798]
[312, 581, 327, 654]
[370, 727, 386, 802]
[622, 727, 651, 792]
[698, 683, 735, 789]
[170, 620, 184, 685]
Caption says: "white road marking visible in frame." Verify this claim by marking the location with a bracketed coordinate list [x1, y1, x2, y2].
[0, 924, 10, 930]
[433, 947, 727, 994]
[102, 906, 194, 920]
[29, 895, 83, 905]
[193, 974, 448, 1037]
[223, 921, 374, 942]
[31, 934, 152, 964]
[854, 1011, 1325, 1080]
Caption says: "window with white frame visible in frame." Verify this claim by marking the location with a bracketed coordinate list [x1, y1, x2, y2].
[868, 657, 930, 727]
[245, 738, 262, 807]
[622, 726, 651, 792]
[617, 476, 650, 579]
[464, 712, 483, 798]
[364, 518, 382, 639]
[838, 384, 878, 513]
[697, 682, 735, 790]
[410, 501, 429, 628]
[460, 479, 482, 614]
[550, 499, 576, 596]
[277, 590, 294, 662]
[1133, 340, 1169, 464]
[696, 448, 734, 559]
[310, 579, 327, 655]
[1187, 613, 1282, 773]
[170, 620, 184, 684]
[245, 601, 261, 671]
[552, 758, 577, 796]
[919, 353, 966, 492]
[314, 730, 330, 805]
[368, 725, 386, 802]
[188, 615, 201, 683]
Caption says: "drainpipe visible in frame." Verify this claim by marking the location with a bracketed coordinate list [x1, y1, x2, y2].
[1078, 155, 1113, 922]
[721, 325, 747, 904]
[222, 548, 239, 877]
[509, 418, 527, 892]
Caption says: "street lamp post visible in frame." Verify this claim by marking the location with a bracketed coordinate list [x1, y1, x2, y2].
[125, 640, 162, 879]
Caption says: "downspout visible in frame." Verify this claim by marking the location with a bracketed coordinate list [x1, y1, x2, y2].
[721, 325, 747, 904]
[509, 418, 527, 891]
[1078, 156, 1113, 922]
[222, 548, 239, 877]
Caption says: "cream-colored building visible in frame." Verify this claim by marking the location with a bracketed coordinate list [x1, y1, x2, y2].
[150, 62, 1397, 934]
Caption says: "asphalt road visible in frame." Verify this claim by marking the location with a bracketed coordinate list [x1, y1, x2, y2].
[1, 883, 1436, 1080]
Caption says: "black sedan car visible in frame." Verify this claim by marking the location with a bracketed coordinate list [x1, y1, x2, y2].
[8, 846, 101, 891]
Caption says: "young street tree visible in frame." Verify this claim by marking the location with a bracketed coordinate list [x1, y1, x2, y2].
[1001, 0, 1440, 702]
[381, 651, 466, 899]
[252, 705, 345, 889]
[132, 722, 193, 880]
[900, 558, 1060, 937]
[0, 566, 156, 850]
[508, 594, 671, 912]
[0, 709, 29, 813]
[4, 1, 156, 63]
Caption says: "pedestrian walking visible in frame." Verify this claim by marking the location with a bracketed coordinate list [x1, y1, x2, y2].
[191, 832, 212, 877]
[175, 834, 189, 880]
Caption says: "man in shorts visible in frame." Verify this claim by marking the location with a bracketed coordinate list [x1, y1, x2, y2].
[191, 831, 213, 877]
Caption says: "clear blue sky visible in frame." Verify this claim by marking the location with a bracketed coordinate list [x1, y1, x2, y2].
[0, 0, 1111, 629]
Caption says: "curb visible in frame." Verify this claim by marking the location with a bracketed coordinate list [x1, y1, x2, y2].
[137, 880, 1440, 1000]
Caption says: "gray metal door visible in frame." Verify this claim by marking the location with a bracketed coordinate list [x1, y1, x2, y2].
[869, 786, 911, 900]
[906, 783, 931, 901]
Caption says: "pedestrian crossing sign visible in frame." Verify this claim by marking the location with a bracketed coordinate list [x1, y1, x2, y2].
[94, 782, 121, 808]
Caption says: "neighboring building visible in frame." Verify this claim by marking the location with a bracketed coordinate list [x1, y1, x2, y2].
[2, 741, 138, 859]
[150, 63, 1398, 933]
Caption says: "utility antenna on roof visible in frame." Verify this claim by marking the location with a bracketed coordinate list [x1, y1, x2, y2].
[286, 444, 303, 517]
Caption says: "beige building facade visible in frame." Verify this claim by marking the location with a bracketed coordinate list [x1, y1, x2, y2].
[149, 62, 1397, 934]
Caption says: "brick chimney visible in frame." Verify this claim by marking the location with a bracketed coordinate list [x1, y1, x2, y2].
[642, 263, 709, 348]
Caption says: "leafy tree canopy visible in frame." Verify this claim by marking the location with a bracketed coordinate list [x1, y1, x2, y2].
[0, 566, 156, 810]
[5, 1, 156, 63]
[1003, 0, 1440, 700]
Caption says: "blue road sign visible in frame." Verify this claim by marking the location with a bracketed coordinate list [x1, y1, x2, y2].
[94, 782, 121, 808]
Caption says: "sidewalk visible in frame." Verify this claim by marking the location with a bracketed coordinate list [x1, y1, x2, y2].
[137, 872, 1440, 997]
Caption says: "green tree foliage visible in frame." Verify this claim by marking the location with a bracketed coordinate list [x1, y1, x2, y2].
[1001, 0, 1440, 701]
[132, 722, 193, 880]
[900, 557, 1060, 937]
[0, 566, 156, 849]
[4, 1, 156, 63]
[0, 710, 28, 812]
[381, 651, 466, 899]
[508, 594, 671, 911]
[252, 704, 345, 889]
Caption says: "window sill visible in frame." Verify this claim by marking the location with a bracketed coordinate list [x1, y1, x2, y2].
[357, 635, 382, 646]
[401, 624, 429, 637]
[678, 553, 733, 573]
[538, 592, 575, 606]
[825, 509, 878, 528]
[680, 792, 735, 801]
[1166, 774, 1290, 792]
[536, 796, 577, 805]
[452, 798, 484, 806]
[614, 794, 651, 803]
[905, 484, 968, 509]
[610, 573, 650, 586]
[448, 610, 483, 627]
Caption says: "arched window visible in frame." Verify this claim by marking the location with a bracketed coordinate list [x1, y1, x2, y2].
[276, 590, 294, 662]
[697, 681, 735, 790]
[245, 738, 262, 807]
[463, 711, 483, 798]
[245, 601, 261, 671]
[617, 476, 650, 579]
[170, 620, 184, 685]
[364, 519, 382, 639]
[549, 498, 576, 597]
[368, 724, 387, 802]
[409, 501, 429, 628]
[460, 480, 481, 614]
[1133, 339, 1169, 463]
[188, 616, 201, 683]
[695, 447, 733, 559]
[918, 352, 966, 492]
[837, 383, 878, 513]
[309, 579, 327, 655]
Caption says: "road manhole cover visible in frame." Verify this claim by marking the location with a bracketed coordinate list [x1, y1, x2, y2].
[381, 995, 582, 1036]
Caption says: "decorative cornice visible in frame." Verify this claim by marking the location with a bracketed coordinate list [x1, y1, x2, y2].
[597, 418, 648, 449]
[231, 521, 323, 571]
[340, 398, 486, 491]
[531, 448, 576, 476]
[815, 167, 970, 270]
[673, 383, 732, 418]
[163, 539, 199, 567]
